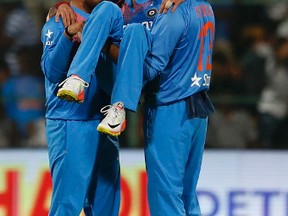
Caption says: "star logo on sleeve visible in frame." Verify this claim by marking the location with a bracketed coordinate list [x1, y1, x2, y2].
[191, 73, 202, 87]
[45, 29, 53, 39]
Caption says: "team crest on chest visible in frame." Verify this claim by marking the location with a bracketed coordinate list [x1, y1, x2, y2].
[146, 8, 158, 18]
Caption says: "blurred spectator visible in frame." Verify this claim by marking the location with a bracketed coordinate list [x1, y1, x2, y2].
[266, 2, 288, 39]
[266, 2, 288, 22]
[276, 15, 288, 40]
[210, 41, 242, 96]
[231, 4, 273, 58]
[25, 0, 53, 29]
[277, 18, 288, 39]
[0, 1, 40, 75]
[212, 4, 234, 42]
[257, 37, 288, 149]
[0, 57, 11, 147]
[239, 24, 273, 100]
[206, 104, 258, 149]
[206, 41, 259, 148]
[1, 47, 45, 147]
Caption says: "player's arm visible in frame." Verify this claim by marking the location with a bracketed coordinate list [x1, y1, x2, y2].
[143, 11, 185, 80]
[41, 19, 84, 83]
[159, 0, 185, 13]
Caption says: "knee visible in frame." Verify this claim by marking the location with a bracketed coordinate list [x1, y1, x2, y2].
[124, 24, 152, 48]
[124, 23, 150, 41]
[124, 23, 146, 35]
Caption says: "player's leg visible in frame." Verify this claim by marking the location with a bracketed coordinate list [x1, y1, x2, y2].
[144, 100, 208, 216]
[97, 24, 152, 136]
[57, 1, 123, 102]
[84, 134, 120, 216]
[46, 119, 100, 216]
[112, 23, 151, 111]
[182, 117, 207, 216]
[143, 100, 189, 216]
[68, 1, 123, 81]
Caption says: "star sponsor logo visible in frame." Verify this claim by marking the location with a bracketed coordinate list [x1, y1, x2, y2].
[191, 73, 202, 87]
[45, 29, 54, 46]
[45, 29, 53, 38]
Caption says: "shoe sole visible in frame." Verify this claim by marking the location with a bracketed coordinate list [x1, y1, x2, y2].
[97, 120, 126, 136]
[97, 125, 121, 136]
[57, 90, 83, 103]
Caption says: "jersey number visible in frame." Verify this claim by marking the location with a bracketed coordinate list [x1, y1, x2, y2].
[197, 22, 214, 72]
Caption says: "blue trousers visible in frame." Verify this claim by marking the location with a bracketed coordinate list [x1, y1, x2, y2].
[144, 102, 207, 216]
[112, 24, 151, 111]
[46, 119, 120, 216]
[112, 24, 207, 215]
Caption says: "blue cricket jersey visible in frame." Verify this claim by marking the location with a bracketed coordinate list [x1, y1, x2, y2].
[41, 7, 110, 120]
[144, 0, 215, 105]
[2, 75, 45, 134]
[121, 0, 162, 29]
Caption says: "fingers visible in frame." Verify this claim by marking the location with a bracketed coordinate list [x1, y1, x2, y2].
[55, 11, 60, 23]
[159, 0, 184, 13]
[47, 7, 57, 22]
[159, 0, 166, 13]
[76, 32, 82, 42]
[165, 0, 173, 9]
[159, 0, 173, 14]
[57, 4, 77, 27]
[66, 10, 77, 26]
[70, 13, 77, 26]
[67, 20, 85, 35]
[171, 0, 184, 12]
[76, 21, 85, 33]
[63, 11, 71, 27]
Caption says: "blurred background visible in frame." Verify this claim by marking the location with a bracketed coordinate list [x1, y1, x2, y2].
[0, 0, 288, 215]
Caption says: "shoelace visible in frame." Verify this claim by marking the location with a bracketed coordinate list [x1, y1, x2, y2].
[58, 76, 89, 87]
[100, 105, 122, 120]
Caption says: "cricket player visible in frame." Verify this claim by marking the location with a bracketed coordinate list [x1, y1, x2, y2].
[97, 0, 216, 215]
[40, 0, 123, 215]
[55, 0, 181, 105]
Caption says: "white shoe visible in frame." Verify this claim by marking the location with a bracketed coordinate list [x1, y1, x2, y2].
[97, 102, 126, 136]
[57, 75, 89, 103]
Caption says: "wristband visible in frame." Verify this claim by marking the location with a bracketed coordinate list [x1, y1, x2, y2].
[55, 1, 70, 9]
[65, 26, 74, 39]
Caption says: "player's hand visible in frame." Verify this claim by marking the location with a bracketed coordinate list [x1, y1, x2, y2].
[159, 0, 185, 14]
[56, 3, 77, 27]
[64, 21, 85, 40]
[46, 7, 57, 22]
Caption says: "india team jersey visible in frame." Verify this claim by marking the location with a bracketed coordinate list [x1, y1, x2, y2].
[121, 0, 162, 30]
[41, 0, 163, 120]
[144, 0, 215, 105]
[41, 7, 110, 120]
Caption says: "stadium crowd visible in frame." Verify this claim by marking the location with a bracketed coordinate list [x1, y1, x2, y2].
[0, 0, 288, 149]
